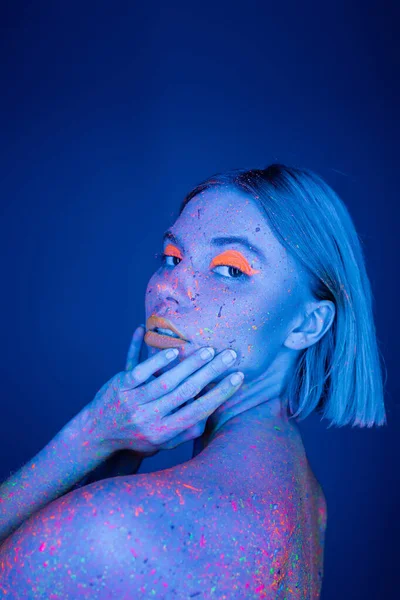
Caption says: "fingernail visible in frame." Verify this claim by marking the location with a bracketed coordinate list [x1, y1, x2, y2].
[230, 372, 244, 385]
[222, 349, 237, 365]
[166, 348, 179, 359]
[200, 347, 215, 360]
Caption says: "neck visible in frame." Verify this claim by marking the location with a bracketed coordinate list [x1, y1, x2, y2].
[191, 350, 299, 460]
[192, 395, 294, 460]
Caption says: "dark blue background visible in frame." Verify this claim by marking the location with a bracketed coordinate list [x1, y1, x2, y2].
[0, 2, 397, 598]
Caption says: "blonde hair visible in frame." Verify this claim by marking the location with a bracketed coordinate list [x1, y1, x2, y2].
[179, 164, 387, 428]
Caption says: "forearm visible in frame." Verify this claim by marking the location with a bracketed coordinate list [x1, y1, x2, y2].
[0, 411, 111, 544]
[72, 449, 144, 489]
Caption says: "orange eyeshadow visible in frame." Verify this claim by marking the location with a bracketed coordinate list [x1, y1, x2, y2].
[163, 245, 260, 276]
[164, 243, 183, 259]
[210, 250, 260, 276]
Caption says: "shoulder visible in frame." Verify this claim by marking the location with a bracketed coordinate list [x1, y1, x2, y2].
[0, 457, 317, 598]
[0, 470, 217, 597]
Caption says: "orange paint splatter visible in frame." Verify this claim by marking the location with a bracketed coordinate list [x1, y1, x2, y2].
[182, 484, 202, 492]
[175, 488, 185, 505]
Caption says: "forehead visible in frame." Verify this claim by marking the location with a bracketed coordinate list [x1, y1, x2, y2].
[173, 187, 284, 259]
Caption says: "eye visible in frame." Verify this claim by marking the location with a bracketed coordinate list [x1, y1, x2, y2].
[161, 253, 246, 279]
[161, 253, 181, 267]
[212, 265, 246, 279]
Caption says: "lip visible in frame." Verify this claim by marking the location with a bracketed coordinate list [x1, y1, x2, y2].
[144, 330, 188, 349]
[145, 315, 189, 348]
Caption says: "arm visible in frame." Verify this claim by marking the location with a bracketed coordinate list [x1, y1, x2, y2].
[0, 326, 242, 546]
[71, 448, 144, 490]
[0, 410, 114, 544]
[0, 326, 149, 545]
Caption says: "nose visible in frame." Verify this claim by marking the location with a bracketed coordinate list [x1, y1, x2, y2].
[154, 261, 199, 307]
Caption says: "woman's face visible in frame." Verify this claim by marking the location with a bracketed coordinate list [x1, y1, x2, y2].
[144, 186, 309, 385]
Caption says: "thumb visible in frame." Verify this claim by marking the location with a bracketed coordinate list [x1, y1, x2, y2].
[124, 325, 146, 371]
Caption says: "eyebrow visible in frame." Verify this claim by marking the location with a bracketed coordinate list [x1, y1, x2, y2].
[162, 230, 266, 262]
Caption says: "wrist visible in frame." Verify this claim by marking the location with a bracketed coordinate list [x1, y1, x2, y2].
[60, 408, 112, 468]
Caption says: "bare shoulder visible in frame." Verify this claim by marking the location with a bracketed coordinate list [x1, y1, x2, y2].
[0, 468, 229, 596]
[0, 438, 326, 598]
[0, 472, 182, 597]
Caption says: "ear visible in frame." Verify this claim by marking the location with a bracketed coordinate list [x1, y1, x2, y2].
[283, 300, 336, 351]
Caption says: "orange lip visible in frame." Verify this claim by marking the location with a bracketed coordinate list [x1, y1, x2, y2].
[146, 315, 189, 342]
[144, 330, 188, 349]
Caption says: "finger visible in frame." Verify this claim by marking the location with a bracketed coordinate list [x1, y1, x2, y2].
[160, 372, 244, 441]
[121, 346, 180, 390]
[150, 348, 237, 416]
[158, 418, 207, 450]
[145, 347, 217, 400]
[125, 325, 146, 371]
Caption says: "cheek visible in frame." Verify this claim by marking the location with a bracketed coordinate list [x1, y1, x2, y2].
[224, 292, 289, 361]
[144, 274, 162, 310]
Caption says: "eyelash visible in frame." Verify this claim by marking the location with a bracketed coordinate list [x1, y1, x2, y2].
[160, 253, 247, 280]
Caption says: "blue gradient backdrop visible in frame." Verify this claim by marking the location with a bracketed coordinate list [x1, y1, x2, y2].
[0, 2, 397, 598]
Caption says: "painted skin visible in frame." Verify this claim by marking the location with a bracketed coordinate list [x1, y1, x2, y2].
[0, 187, 329, 598]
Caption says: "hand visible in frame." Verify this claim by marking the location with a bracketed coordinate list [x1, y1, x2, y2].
[80, 325, 245, 458]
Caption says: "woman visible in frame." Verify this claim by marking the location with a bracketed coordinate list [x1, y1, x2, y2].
[0, 164, 386, 598]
